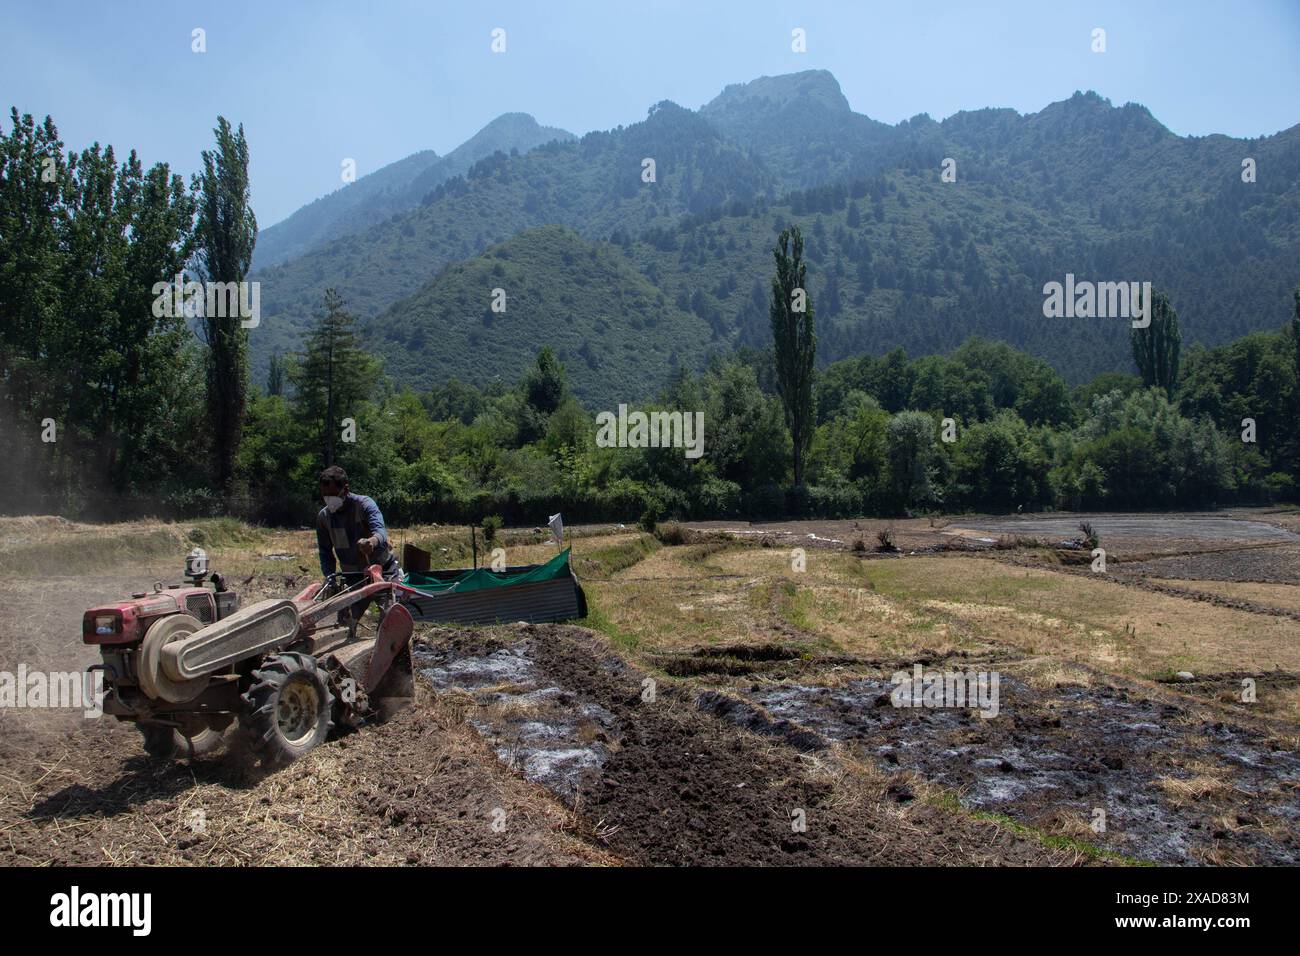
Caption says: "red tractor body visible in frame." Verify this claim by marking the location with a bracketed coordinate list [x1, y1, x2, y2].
[84, 554, 415, 764]
[83, 585, 233, 645]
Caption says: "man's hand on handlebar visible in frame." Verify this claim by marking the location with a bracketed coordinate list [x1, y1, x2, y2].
[323, 572, 352, 596]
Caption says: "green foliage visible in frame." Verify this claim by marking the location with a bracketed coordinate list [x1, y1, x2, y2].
[1054, 387, 1234, 510]
[194, 116, 256, 494]
[702, 360, 790, 488]
[809, 391, 889, 512]
[237, 392, 313, 521]
[638, 507, 659, 534]
[227, 303, 1283, 522]
[769, 226, 817, 485]
[369, 226, 713, 410]
[266, 352, 285, 396]
[950, 411, 1050, 511]
[1131, 289, 1182, 398]
[523, 346, 568, 416]
[816, 340, 1073, 431]
[243, 76, 1300, 406]
[885, 411, 942, 514]
[0, 108, 202, 512]
[234, 73, 1300, 408]
[423, 378, 485, 425]
[1292, 289, 1300, 386]
[1072, 372, 1141, 414]
[249, 103, 765, 384]
[1177, 316, 1300, 487]
[5, 92, 1299, 526]
[950, 339, 1073, 427]
[288, 288, 380, 465]
[253, 115, 575, 270]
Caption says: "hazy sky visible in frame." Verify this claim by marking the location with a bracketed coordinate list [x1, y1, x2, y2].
[5, 0, 1298, 227]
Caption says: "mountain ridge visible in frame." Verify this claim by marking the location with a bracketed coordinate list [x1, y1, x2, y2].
[248, 70, 1300, 405]
[252, 112, 575, 269]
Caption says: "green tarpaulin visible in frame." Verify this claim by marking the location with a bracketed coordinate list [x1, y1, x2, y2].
[403, 548, 573, 595]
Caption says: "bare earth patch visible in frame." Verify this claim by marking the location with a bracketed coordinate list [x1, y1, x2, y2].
[4, 514, 1299, 867]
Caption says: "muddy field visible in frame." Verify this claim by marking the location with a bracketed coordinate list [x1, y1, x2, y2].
[952, 513, 1300, 552]
[415, 627, 1067, 865]
[741, 667, 1299, 864]
[684, 509, 1300, 558]
[2, 509, 1298, 866]
[1120, 545, 1300, 585]
[0, 625, 1068, 867]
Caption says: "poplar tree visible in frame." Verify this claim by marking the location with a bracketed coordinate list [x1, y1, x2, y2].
[769, 226, 816, 486]
[194, 116, 256, 496]
[1130, 288, 1181, 398]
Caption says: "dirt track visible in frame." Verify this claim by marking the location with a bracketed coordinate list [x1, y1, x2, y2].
[0, 689, 612, 866]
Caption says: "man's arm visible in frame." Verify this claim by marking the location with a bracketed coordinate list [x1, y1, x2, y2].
[358, 496, 390, 551]
[316, 516, 337, 575]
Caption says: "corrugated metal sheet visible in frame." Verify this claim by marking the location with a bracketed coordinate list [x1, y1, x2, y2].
[404, 576, 583, 625]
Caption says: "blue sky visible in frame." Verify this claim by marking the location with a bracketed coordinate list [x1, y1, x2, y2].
[4, 0, 1298, 227]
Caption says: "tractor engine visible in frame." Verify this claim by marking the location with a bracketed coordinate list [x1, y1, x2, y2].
[82, 549, 242, 718]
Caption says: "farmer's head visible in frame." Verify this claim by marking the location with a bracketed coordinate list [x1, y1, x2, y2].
[319, 465, 349, 512]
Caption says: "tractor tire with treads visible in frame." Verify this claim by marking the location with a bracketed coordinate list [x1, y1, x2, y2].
[240, 652, 334, 764]
[138, 723, 224, 760]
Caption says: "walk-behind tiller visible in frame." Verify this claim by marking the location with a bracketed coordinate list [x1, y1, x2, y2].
[84, 551, 421, 763]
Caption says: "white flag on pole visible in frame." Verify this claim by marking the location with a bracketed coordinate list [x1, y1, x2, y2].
[548, 513, 564, 546]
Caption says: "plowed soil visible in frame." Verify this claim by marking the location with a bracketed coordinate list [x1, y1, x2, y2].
[4, 510, 1299, 867]
[1, 622, 1071, 866]
[732, 667, 1300, 865]
[416, 626, 1069, 865]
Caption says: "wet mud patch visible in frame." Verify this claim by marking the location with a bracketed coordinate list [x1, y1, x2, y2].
[1121, 544, 1300, 586]
[730, 671, 1300, 864]
[957, 515, 1300, 553]
[649, 642, 808, 677]
[416, 625, 1071, 866]
[416, 636, 617, 801]
[648, 643, 998, 680]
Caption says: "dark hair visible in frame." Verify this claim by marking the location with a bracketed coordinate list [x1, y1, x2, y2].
[319, 465, 348, 485]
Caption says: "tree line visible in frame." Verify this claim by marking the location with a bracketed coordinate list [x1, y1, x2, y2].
[0, 109, 255, 511]
[2, 112, 1297, 525]
[244, 279, 1298, 528]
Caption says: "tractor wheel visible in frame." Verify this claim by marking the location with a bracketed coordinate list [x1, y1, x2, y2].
[240, 652, 334, 764]
[138, 721, 224, 760]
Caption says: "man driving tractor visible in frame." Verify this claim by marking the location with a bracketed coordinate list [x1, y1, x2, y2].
[316, 465, 402, 584]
